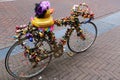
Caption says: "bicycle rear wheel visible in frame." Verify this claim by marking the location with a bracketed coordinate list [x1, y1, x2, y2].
[67, 22, 97, 53]
[5, 38, 52, 79]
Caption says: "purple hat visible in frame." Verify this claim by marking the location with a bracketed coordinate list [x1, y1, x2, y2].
[35, 1, 50, 15]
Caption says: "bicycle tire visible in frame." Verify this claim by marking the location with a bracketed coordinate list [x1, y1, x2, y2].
[5, 38, 52, 79]
[67, 22, 97, 53]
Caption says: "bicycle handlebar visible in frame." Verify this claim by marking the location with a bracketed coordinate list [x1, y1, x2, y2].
[54, 3, 94, 26]
[71, 3, 94, 18]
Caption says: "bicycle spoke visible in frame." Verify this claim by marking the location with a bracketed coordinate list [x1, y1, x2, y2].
[68, 22, 97, 53]
[5, 38, 52, 79]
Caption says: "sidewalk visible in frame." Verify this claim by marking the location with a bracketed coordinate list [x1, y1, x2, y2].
[1, 26, 120, 80]
[1, 0, 120, 80]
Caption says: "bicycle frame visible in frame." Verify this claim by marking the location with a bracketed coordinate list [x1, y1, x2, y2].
[5, 3, 97, 79]
[13, 3, 94, 59]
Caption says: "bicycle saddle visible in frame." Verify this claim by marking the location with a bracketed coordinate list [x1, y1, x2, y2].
[31, 9, 54, 28]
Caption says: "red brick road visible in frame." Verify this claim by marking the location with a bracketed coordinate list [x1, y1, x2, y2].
[0, 0, 120, 80]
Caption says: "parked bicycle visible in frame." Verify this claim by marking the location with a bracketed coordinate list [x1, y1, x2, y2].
[5, 1, 97, 79]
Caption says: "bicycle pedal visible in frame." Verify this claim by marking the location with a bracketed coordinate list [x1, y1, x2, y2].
[67, 52, 74, 57]
[31, 62, 38, 68]
[80, 33, 86, 40]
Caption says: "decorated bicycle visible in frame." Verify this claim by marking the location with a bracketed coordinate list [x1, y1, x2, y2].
[5, 1, 97, 79]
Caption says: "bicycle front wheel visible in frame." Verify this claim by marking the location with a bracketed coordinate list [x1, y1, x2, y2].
[67, 22, 97, 53]
[5, 38, 52, 79]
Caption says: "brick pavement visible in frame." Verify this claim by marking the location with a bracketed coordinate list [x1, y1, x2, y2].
[0, 19, 120, 80]
[1, 0, 120, 80]
[1, 0, 120, 49]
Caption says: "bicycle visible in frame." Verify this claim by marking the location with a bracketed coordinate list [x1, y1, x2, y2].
[5, 2, 97, 79]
